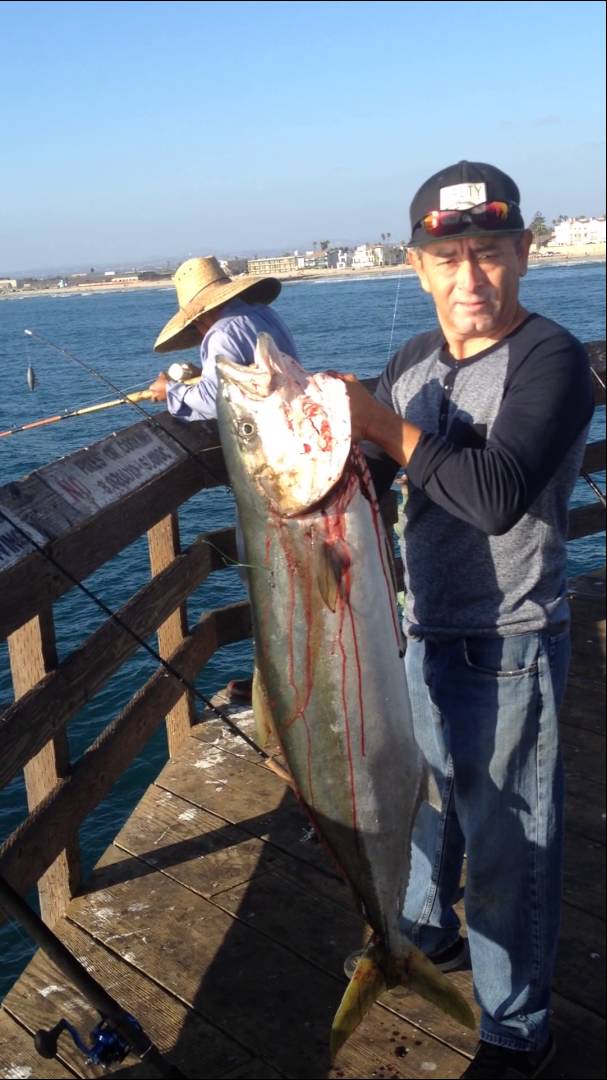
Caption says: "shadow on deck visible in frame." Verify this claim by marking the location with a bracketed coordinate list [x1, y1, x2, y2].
[1, 570, 604, 1080]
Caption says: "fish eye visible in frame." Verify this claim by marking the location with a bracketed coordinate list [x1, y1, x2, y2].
[237, 418, 257, 441]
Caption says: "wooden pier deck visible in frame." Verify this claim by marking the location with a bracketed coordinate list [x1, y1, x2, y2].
[1, 569, 604, 1080]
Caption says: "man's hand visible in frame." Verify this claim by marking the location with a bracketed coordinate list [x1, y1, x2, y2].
[148, 372, 170, 402]
[330, 371, 422, 466]
[332, 372, 383, 442]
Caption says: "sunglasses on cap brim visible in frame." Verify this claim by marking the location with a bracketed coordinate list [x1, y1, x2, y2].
[415, 200, 522, 238]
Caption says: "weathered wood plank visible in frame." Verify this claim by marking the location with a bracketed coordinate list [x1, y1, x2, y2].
[155, 736, 340, 880]
[555, 903, 606, 1017]
[561, 728, 606, 785]
[0, 472, 84, 536]
[68, 845, 471, 1079]
[111, 783, 364, 980]
[0, 1007, 77, 1078]
[0, 527, 238, 792]
[582, 439, 606, 475]
[221, 1060, 284, 1079]
[0, 603, 251, 907]
[561, 675, 605, 736]
[2, 919, 250, 1079]
[0, 417, 228, 642]
[548, 991, 606, 1079]
[192, 709, 270, 765]
[568, 501, 606, 541]
[147, 513, 196, 755]
[166, 715, 357, 911]
[113, 783, 283, 896]
[562, 833, 605, 919]
[7, 607, 80, 925]
[564, 773, 606, 845]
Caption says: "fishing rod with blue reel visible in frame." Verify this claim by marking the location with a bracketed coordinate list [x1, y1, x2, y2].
[0, 876, 186, 1077]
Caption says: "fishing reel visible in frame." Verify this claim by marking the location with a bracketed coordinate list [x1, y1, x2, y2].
[166, 361, 199, 382]
[34, 1013, 142, 1067]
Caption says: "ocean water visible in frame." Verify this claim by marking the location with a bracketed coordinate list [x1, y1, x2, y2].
[0, 262, 605, 996]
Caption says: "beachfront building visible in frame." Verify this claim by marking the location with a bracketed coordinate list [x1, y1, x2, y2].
[222, 257, 248, 275]
[351, 244, 377, 269]
[351, 243, 402, 268]
[549, 217, 606, 247]
[335, 248, 353, 269]
[0, 278, 17, 292]
[247, 255, 299, 275]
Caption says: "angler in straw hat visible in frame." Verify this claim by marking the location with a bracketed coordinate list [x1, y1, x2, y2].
[149, 256, 300, 704]
[148, 255, 299, 418]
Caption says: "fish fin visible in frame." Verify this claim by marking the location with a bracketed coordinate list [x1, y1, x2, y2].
[317, 540, 351, 612]
[252, 666, 277, 749]
[421, 765, 443, 811]
[330, 942, 388, 1060]
[403, 944, 475, 1030]
[330, 940, 475, 1061]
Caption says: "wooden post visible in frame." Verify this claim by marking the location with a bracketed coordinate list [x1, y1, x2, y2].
[7, 607, 80, 926]
[147, 512, 196, 755]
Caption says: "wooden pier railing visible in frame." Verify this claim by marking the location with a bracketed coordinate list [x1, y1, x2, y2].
[0, 344, 604, 930]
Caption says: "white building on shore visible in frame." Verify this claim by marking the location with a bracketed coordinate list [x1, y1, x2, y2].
[351, 243, 402, 268]
[549, 217, 606, 247]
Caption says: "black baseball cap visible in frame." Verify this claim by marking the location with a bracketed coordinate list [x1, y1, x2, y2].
[408, 160, 525, 246]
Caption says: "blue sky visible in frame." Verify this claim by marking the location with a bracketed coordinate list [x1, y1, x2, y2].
[1, 0, 605, 273]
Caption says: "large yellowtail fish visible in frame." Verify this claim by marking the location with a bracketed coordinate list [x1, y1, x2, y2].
[216, 333, 474, 1057]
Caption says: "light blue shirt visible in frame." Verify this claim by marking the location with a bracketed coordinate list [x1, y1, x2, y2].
[166, 298, 299, 421]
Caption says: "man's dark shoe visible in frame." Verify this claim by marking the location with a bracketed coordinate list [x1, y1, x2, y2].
[461, 1034, 556, 1079]
[343, 934, 470, 980]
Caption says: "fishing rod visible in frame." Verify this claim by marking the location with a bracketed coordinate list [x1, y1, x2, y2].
[1, 381, 194, 439]
[581, 470, 606, 508]
[21, 330, 231, 495]
[0, 875, 186, 1077]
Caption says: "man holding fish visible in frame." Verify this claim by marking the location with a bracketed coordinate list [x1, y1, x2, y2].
[339, 161, 594, 1078]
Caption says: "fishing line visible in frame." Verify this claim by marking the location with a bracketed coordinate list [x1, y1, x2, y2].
[385, 274, 403, 363]
[23, 329, 230, 496]
[0, 505, 284, 773]
[591, 364, 606, 392]
[582, 364, 607, 506]
[16, 330, 263, 577]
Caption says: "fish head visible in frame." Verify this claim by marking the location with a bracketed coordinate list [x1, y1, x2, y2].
[216, 333, 351, 516]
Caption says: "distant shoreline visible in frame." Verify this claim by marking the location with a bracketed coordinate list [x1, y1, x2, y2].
[1, 250, 605, 301]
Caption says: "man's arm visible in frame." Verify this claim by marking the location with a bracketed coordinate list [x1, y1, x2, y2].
[343, 336, 594, 535]
[344, 373, 422, 464]
[149, 322, 254, 422]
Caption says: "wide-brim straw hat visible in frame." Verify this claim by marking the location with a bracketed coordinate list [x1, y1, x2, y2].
[154, 256, 282, 353]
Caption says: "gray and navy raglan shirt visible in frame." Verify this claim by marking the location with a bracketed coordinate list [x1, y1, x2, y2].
[364, 314, 594, 638]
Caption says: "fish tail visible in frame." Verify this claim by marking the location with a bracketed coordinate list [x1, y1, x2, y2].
[330, 939, 475, 1061]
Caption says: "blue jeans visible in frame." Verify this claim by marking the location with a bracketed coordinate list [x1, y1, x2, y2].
[402, 626, 570, 1051]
